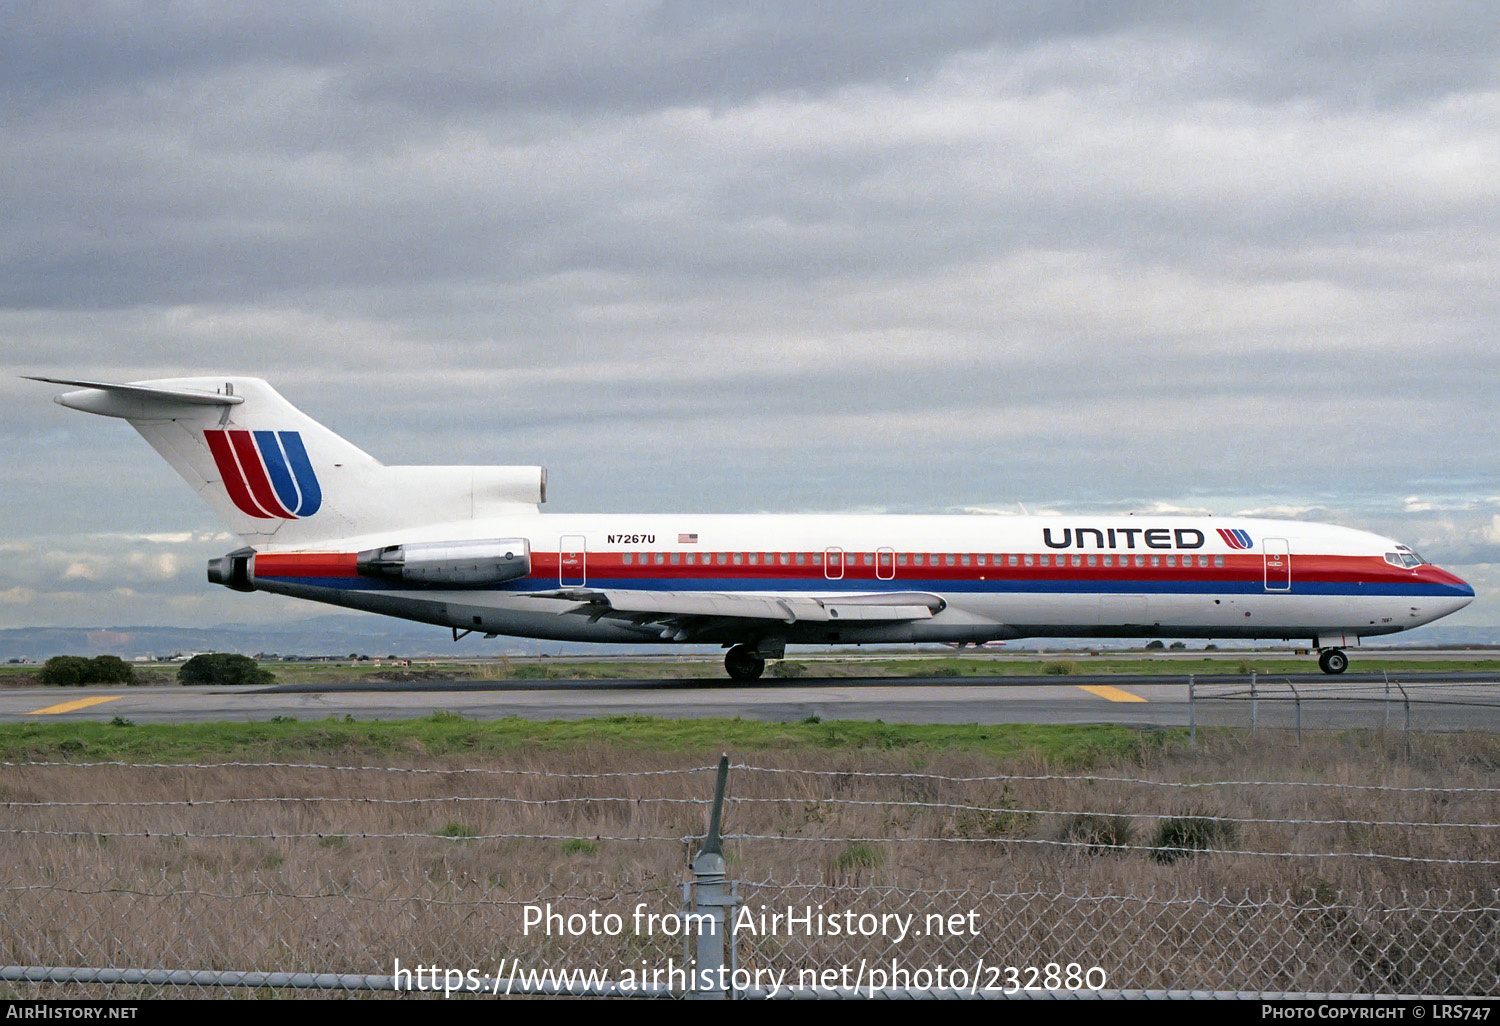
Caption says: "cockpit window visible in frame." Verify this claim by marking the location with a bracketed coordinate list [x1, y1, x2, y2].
[1394, 546, 1426, 568]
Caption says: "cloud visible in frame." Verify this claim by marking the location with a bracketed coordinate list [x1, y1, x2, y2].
[61, 559, 104, 581]
[3, 6, 1499, 630]
[1230, 504, 1334, 520]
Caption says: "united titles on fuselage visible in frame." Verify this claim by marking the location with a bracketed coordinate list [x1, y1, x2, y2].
[1042, 527, 1206, 550]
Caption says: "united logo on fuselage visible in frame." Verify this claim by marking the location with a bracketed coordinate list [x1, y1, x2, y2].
[1217, 528, 1253, 550]
[204, 429, 322, 519]
[1042, 527, 1206, 550]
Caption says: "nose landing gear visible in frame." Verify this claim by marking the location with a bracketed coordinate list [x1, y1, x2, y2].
[1318, 648, 1348, 675]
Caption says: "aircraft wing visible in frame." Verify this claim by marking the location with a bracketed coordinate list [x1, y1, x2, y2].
[536, 588, 944, 640]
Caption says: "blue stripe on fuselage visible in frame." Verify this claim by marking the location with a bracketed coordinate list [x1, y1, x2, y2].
[253, 574, 1472, 599]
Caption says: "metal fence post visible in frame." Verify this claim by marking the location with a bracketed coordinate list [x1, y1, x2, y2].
[1188, 674, 1196, 746]
[688, 754, 735, 1000]
[1287, 680, 1301, 746]
[1250, 670, 1257, 736]
[1395, 682, 1411, 760]
[1383, 670, 1390, 731]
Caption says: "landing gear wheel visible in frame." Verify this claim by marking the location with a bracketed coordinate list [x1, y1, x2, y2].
[1318, 648, 1348, 675]
[725, 645, 766, 681]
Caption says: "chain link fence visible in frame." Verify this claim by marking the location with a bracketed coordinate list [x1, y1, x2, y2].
[1188, 675, 1500, 744]
[2, 750, 1497, 998]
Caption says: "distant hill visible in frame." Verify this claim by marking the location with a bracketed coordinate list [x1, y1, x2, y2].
[0, 616, 544, 662]
[1, 616, 1494, 662]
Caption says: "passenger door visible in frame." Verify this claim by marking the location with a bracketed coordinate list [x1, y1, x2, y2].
[559, 535, 587, 587]
[1263, 538, 1290, 592]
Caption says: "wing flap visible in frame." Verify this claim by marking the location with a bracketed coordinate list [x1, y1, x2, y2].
[540, 588, 942, 624]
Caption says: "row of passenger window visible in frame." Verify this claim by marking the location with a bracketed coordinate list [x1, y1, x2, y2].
[616, 551, 1231, 569]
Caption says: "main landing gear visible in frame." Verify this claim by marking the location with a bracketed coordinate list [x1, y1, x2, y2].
[1318, 648, 1349, 675]
[725, 644, 766, 681]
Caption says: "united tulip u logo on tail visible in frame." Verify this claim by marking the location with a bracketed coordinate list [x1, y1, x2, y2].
[204, 429, 322, 519]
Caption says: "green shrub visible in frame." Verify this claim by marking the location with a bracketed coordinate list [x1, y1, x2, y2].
[176, 653, 275, 686]
[560, 838, 599, 855]
[89, 656, 135, 683]
[39, 655, 135, 686]
[39, 656, 91, 686]
[771, 661, 806, 678]
[1144, 640, 1165, 650]
[1150, 816, 1237, 864]
[1041, 661, 1078, 675]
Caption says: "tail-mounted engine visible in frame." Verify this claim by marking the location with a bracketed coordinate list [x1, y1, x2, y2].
[355, 538, 532, 587]
[206, 547, 256, 592]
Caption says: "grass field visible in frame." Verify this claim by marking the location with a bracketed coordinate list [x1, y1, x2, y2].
[2, 716, 1497, 996]
[0, 715, 1164, 763]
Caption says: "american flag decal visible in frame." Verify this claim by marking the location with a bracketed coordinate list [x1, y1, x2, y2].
[678, 533, 698, 544]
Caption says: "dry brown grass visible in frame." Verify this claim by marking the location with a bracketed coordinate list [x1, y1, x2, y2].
[1, 729, 1497, 996]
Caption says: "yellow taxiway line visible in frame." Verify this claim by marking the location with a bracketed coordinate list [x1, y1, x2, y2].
[27, 695, 124, 716]
[1076, 684, 1147, 703]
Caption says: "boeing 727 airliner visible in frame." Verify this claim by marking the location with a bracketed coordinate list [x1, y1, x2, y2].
[30, 376, 1474, 679]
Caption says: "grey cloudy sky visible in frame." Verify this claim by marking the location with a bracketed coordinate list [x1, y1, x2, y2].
[3, 2, 1498, 631]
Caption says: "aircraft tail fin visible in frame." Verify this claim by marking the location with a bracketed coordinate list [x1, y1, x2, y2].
[29, 376, 545, 547]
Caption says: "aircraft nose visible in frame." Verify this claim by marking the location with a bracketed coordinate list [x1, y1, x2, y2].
[1432, 565, 1475, 610]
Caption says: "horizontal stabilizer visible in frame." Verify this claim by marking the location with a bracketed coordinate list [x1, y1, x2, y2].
[24, 376, 243, 412]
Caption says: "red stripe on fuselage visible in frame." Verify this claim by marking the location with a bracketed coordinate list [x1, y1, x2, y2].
[248, 550, 1437, 587]
[204, 430, 274, 519]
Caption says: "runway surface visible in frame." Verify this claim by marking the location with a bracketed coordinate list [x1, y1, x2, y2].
[4, 672, 1498, 728]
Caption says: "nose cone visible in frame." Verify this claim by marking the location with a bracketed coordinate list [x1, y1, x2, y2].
[1424, 564, 1475, 615]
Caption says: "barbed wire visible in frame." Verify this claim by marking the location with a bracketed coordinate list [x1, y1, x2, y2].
[1195, 691, 1500, 709]
[729, 763, 1500, 793]
[721, 796, 1500, 830]
[6, 794, 1492, 830]
[0, 881, 673, 906]
[4, 759, 1493, 792]
[732, 874, 1500, 913]
[723, 832, 1500, 865]
[0, 760, 716, 778]
[0, 828, 692, 843]
[6, 876, 1498, 915]
[3, 795, 707, 809]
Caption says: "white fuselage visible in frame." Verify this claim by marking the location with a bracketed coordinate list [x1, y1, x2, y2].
[245, 512, 1475, 650]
